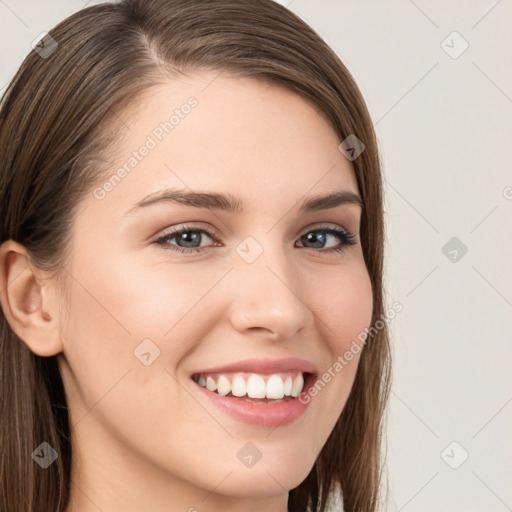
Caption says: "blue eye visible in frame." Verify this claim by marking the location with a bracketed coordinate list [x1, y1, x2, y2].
[153, 223, 357, 255]
[296, 226, 357, 253]
[154, 224, 217, 254]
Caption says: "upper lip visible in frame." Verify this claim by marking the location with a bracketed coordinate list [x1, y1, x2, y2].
[191, 357, 317, 376]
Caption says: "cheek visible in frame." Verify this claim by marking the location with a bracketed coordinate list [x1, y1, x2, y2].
[59, 251, 229, 413]
[311, 259, 373, 356]
[302, 260, 373, 441]
[64, 250, 214, 354]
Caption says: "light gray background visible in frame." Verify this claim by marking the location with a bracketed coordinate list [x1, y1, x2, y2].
[1, 1, 511, 511]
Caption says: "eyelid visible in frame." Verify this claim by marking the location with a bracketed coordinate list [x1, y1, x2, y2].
[154, 221, 355, 242]
[152, 221, 358, 261]
[155, 222, 219, 239]
[301, 221, 350, 234]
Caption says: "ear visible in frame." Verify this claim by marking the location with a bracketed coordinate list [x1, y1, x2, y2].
[0, 239, 63, 356]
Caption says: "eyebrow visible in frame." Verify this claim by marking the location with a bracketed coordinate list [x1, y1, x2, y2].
[124, 188, 363, 216]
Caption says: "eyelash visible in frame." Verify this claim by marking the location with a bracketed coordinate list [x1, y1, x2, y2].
[153, 223, 357, 255]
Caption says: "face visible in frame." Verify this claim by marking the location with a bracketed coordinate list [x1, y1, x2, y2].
[57, 71, 373, 508]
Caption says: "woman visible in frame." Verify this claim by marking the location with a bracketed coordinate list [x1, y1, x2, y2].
[0, 1, 391, 510]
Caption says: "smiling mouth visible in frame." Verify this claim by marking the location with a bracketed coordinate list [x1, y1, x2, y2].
[191, 370, 309, 403]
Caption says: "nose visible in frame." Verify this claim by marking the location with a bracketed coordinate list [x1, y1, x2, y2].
[227, 240, 314, 341]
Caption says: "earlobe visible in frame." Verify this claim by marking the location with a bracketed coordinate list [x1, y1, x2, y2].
[0, 239, 63, 357]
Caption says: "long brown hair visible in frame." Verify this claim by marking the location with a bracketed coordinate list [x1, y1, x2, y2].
[0, 1, 391, 510]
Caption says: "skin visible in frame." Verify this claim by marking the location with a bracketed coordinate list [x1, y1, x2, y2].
[0, 71, 373, 512]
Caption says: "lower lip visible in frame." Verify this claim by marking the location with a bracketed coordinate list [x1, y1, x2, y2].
[191, 374, 315, 428]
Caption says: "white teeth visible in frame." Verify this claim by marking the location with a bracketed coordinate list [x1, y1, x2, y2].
[216, 375, 231, 396]
[196, 371, 306, 400]
[247, 374, 266, 398]
[283, 376, 293, 396]
[291, 373, 304, 397]
[231, 376, 247, 397]
[206, 376, 217, 392]
[266, 374, 285, 399]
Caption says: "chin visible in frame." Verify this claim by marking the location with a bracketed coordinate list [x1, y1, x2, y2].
[214, 464, 313, 498]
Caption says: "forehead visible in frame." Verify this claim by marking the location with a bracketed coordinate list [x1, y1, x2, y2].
[87, 71, 359, 219]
